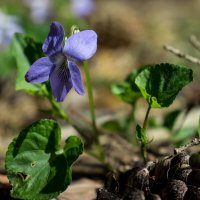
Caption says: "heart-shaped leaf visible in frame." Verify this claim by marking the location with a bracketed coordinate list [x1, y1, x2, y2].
[5, 119, 83, 200]
[135, 63, 193, 108]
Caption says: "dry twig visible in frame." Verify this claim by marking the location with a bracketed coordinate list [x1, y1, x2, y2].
[163, 45, 200, 65]
[174, 138, 200, 154]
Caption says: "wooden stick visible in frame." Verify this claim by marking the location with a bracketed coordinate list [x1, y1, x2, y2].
[174, 138, 200, 154]
[163, 45, 200, 65]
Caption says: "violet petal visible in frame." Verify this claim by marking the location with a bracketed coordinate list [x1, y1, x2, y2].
[42, 21, 64, 58]
[63, 30, 97, 61]
[68, 61, 84, 95]
[49, 65, 72, 102]
[25, 57, 53, 83]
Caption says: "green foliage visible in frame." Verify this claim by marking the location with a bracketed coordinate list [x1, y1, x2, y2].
[136, 124, 148, 145]
[101, 112, 135, 142]
[0, 47, 15, 78]
[112, 83, 139, 104]
[11, 33, 48, 96]
[64, 136, 84, 166]
[112, 69, 142, 104]
[101, 119, 126, 133]
[163, 109, 182, 130]
[172, 127, 196, 143]
[135, 63, 193, 108]
[101, 118, 133, 142]
[5, 119, 83, 200]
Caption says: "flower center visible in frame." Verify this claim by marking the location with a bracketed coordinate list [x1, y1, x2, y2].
[53, 53, 69, 80]
[54, 53, 67, 67]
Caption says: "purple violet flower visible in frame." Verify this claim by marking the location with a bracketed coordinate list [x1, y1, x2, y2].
[25, 21, 97, 102]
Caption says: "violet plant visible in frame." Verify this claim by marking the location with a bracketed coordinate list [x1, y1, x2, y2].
[25, 21, 99, 145]
[5, 21, 99, 200]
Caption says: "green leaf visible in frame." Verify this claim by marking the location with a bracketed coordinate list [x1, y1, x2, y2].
[172, 127, 196, 143]
[5, 119, 83, 200]
[0, 47, 15, 78]
[101, 119, 125, 133]
[135, 63, 193, 108]
[11, 33, 48, 96]
[112, 69, 142, 104]
[125, 68, 143, 91]
[64, 136, 84, 166]
[136, 124, 147, 144]
[112, 83, 141, 104]
[163, 109, 182, 130]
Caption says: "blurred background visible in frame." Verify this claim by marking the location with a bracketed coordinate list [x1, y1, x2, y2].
[1, 0, 200, 168]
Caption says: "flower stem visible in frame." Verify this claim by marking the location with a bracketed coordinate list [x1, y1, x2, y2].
[83, 61, 98, 140]
[141, 103, 151, 163]
[143, 104, 151, 131]
[48, 94, 70, 123]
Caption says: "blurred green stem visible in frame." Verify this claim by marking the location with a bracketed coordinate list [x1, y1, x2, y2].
[83, 61, 98, 143]
[143, 104, 151, 130]
[44, 82, 70, 123]
[141, 104, 151, 163]
[48, 94, 70, 123]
